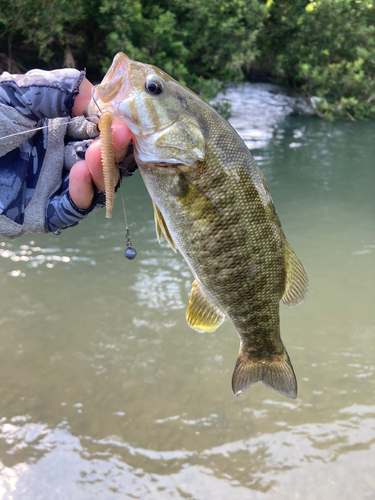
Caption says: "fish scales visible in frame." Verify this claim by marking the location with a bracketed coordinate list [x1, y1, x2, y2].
[87, 53, 309, 399]
[143, 143, 284, 355]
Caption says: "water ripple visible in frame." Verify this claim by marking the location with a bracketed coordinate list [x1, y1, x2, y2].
[1, 412, 375, 499]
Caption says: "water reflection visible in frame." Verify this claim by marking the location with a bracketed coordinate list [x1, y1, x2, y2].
[0, 83, 374, 499]
[220, 83, 312, 150]
[1, 407, 375, 499]
[132, 252, 189, 311]
[0, 241, 93, 271]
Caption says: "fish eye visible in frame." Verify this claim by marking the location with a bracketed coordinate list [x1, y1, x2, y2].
[145, 77, 164, 95]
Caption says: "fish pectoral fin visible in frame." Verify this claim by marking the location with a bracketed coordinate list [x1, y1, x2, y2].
[281, 240, 309, 307]
[232, 348, 297, 399]
[186, 280, 225, 333]
[153, 202, 177, 253]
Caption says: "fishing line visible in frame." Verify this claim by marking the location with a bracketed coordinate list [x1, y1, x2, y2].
[120, 183, 137, 260]
[91, 84, 137, 259]
[91, 85, 102, 114]
[0, 121, 70, 141]
[120, 183, 129, 229]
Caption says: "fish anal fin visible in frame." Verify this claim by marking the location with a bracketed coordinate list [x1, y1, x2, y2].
[281, 240, 309, 307]
[186, 280, 225, 333]
[153, 202, 177, 253]
[232, 348, 297, 399]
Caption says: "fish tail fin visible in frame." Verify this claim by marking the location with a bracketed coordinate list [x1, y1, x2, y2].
[232, 348, 297, 399]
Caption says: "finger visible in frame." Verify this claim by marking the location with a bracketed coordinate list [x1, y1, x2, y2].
[72, 78, 94, 116]
[84, 139, 105, 192]
[112, 122, 132, 161]
[69, 160, 94, 210]
[85, 122, 132, 192]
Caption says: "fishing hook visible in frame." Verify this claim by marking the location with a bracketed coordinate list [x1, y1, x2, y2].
[91, 85, 102, 115]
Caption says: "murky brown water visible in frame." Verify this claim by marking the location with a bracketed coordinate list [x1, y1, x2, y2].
[1, 84, 374, 499]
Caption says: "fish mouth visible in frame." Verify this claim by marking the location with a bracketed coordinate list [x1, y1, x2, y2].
[95, 52, 130, 104]
[85, 52, 179, 137]
[86, 53, 131, 117]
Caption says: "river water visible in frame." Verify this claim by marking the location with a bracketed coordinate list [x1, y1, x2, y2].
[0, 83, 374, 499]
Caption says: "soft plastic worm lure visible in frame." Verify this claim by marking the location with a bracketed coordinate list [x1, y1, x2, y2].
[98, 110, 117, 218]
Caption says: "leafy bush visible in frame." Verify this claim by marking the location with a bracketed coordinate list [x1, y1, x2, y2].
[0, 0, 374, 119]
[261, 0, 375, 120]
[0, 0, 88, 69]
[98, 0, 267, 97]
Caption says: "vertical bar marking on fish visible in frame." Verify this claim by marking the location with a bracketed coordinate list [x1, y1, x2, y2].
[98, 110, 117, 218]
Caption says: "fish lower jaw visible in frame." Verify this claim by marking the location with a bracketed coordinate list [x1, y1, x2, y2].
[136, 159, 193, 173]
[134, 140, 200, 170]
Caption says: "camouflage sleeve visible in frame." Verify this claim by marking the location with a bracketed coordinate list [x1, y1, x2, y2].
[0, 68, 85, 121]
[45, 137, 99, 235]
[45, 142, 138, 235]
[45, 171, 95, 235]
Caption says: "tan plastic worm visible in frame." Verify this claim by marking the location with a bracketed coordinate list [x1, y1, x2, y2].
[98, 110, 117, 218]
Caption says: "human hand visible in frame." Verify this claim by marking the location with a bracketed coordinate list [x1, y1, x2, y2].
[69, 77, 132, 210]
[72, 77, 94, 117]
[69, 123, 132, 210]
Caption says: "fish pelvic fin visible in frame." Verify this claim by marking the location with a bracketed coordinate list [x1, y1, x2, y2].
[232, 348, 297, 399]
[186, 280, 225, 333]
[281, 240, 309, 307]
[153, 202, 177, 253]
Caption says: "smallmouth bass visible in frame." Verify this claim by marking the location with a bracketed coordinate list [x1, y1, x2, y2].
[88, 53, 309, 399]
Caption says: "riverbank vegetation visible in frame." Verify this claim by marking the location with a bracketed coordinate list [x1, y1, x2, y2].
[0, 0, 374, 120]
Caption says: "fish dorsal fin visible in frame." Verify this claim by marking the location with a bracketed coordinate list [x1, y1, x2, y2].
[281, 240, 309, 307]
[153, 202, 177, 253]
[186, 280, 225, 332]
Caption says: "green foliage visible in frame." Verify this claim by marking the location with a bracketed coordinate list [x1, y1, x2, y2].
[0, 0, 95, 71]
[0, 0, 266, 104]
[98, 0, 190, 82]
[261, 0, 375, 120]
[1, 0, 374, 120]
[98, 0, 266, 96]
